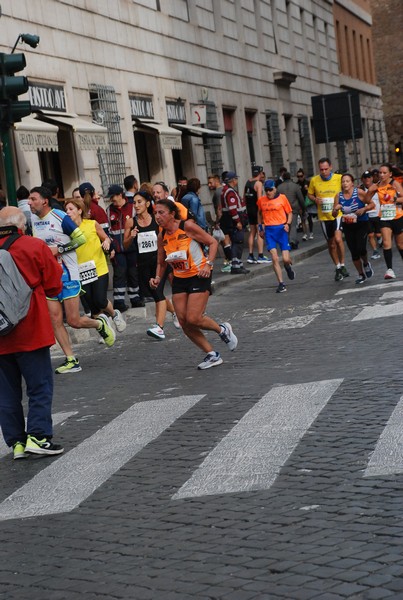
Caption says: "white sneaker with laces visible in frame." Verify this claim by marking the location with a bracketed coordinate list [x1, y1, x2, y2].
[384, 268, 396, 280]
[197, 352, 223, 370]
[112, 309, 127, 332]
[147, 324, 165, 340]
[172, 312, 181, 329]
[219, 322, 238, 351]
[309, 233, 314, 240]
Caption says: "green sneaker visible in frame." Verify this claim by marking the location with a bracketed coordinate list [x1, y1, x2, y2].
[25, 435, 64, 456]
[55, 357, 82, 374]
[221, 264, 232, 273]
[96, 314, 116, 347]
[340, 265, 349, 278]
[13, 441, 28, 460]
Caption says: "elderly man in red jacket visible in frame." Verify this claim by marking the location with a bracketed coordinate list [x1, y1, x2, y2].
[0, 206, 65, 460]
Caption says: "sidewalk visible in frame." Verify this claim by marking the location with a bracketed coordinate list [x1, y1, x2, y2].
[58, 223, 326, 348]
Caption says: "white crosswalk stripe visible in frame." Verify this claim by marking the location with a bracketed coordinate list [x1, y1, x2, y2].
[172, 379, 343, 499]
[364, 395, 403, 478]
[335, 281, 403, 295]
[0, 411, 78, 459]
[352, 300, 403, 321]
[0, 396, 204, 521]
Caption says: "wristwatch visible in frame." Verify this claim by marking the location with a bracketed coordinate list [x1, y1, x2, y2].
[57, 245, 65, 254]
[206, 260, 214, 267]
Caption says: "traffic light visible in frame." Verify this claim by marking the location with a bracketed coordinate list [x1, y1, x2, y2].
[395, 143, 402, 155]
[0, 52, 31, 128]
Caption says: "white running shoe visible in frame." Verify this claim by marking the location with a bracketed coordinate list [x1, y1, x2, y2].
[172, 312, 181, 329]
[197, 351, 223, 370]
[384, 268, 396, 280]
[147, 324, 165, 340]
[219, 322, 238, 351]
[112, 309, 127, 332]
[309, 233, 314, 240]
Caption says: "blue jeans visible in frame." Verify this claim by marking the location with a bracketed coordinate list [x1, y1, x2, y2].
[0, 347, 54, 447]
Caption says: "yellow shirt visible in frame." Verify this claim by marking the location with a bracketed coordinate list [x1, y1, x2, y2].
[308, 173, 342, 221]
[75, 219, 109, 277]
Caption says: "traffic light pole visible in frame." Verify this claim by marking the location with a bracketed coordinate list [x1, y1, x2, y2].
[1, 125, 17, 206]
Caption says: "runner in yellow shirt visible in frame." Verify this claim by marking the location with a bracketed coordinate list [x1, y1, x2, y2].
[308, 158, 349, 281]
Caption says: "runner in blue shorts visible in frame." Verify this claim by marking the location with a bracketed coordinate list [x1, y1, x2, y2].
[257, 179, 296, 293]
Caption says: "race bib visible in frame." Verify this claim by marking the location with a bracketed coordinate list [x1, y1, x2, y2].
[165, 250, 189, 273]
[78, 260, 98, 284]
[321, 197, 334, 213]
[380, 203, 396, 220]
[342, 213, 357, 224]
[137, 230, 158, 253]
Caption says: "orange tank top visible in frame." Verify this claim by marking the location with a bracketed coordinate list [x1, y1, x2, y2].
[378, 180, 403, 221]
[163, 220, 207, 278]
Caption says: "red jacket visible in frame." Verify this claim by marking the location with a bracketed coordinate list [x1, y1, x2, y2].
[0, 228, 63, 354]
[221, 184, 247, 223]
[88, 199, 108, 230]
[106, 201, 135, 253]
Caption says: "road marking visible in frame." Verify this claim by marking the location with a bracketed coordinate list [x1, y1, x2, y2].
[172, 380, 343, 499]
[255, 314, 317, 332]
[380, 291, 403, 300]
[0, 396, 204, 521]
[352, 301, 403, 321]
[0, 411, 78, 459]
[335, 281, 403, 295]
[364, 396, 403, 477]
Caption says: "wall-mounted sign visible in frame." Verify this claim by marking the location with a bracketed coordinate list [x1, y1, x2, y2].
[16, 131, 59, 152]
[191, 105, 207, 125]
[29, 83, 67, 112]
[76, 131, 108, 151]
[129, 95, 154, 119]
[166, 100, 186, 124]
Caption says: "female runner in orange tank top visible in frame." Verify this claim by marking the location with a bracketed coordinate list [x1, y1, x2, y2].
[150, 199, 238, 370]
[366, 163, 403, 280]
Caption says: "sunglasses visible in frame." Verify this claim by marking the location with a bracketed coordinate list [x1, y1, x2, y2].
[265, 187, 274, 192]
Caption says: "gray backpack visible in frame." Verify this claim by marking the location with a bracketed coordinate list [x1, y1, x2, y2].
[0, 234, 33, 336]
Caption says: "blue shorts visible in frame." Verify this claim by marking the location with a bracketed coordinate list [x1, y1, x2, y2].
[47, 279, 81, 302]
[47, 265, 81, 302]
[264, 224, 291, 252]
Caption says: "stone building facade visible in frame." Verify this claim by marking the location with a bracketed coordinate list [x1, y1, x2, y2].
[370, 0, 403, 164]
[0, 0, 388, 202]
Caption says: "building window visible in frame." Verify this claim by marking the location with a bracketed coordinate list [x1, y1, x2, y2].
[266, 111, 284, 178]
[298, 116, 313, 177]
[245, 112, 256, 165]
[223, 109, 236, 172]
[89, 84, 126, 195]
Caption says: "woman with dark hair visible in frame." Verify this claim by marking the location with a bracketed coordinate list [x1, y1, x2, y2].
[78, 181, 109, 231]
[123, 191, 177, 339]
[366, 163, 403, 279]
[65, 198, 126, 332]
[180, 178, 208, 230]
[150, 199, 237, 369]
[332, 174, 375, 284]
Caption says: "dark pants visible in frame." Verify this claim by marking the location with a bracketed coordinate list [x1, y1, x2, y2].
[112, 252, 140, 308]
[0, 347, 54, 447]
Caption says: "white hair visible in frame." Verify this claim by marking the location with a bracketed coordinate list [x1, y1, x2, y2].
[0, 209, 27, 229]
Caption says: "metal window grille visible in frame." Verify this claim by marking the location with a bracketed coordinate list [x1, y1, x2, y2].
[89, 84, 126, 195]
[203, 101, 223, 175]
[266, 111, 284, 177]
[298, 116, 314, 176]
[367, 119, 388, 165]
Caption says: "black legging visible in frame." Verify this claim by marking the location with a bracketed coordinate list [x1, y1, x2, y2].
[81, 273, 109, 315]
[342, 221, 369, 261]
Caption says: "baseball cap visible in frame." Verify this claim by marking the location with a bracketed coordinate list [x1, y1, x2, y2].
[371, 168, 379, 174]
[78, 182, 95, 198]
[107, 184, 124, 198]
[223, 171, 239, 182]
[252, 165, 263, 177]
[264, 179, 276, 190]
[362, 170, 372, 178]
